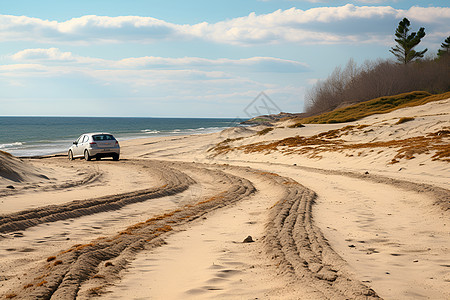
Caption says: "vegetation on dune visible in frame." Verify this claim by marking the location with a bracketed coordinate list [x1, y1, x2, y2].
[209, 19, 450, 166]
[288, 122, 305, 128]
[211, 126, 450, 163]
[0, 150, 14, 157]
[257, 127, 274, 135]
[304, 57, 449, 116]
[242, 117, 272, 124]
[299, 91, 450, 124]
[303, 19, 449, 117]
[395, 117, 415, 125]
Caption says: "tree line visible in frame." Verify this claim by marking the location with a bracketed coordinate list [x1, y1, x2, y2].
[305, 18, 450, 115]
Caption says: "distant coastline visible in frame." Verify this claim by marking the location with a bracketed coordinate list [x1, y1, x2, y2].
[0, 116, 242, 157]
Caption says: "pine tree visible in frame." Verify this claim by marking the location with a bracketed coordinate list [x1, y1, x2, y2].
[437, 36, 450, 58]
[390, 18, 427, 64]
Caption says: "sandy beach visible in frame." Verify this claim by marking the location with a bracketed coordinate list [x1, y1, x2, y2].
[0, 98, 449, 299]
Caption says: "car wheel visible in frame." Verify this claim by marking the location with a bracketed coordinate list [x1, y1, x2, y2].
[68, 150, 74, 161]
[112, 154, 119, 161]
[96, 157, 101, 161]
[84, 150, 91, 161]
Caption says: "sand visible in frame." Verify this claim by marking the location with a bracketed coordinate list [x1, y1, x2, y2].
[0, 98, 448, 299]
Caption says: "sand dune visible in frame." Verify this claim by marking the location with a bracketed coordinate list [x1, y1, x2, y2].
[0, 151, 48, 185]
[0, 98, 448, 299]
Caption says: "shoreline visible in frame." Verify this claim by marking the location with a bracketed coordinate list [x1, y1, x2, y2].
[0, 116, 242, 158]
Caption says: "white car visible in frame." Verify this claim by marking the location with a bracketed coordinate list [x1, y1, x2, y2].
[68, 133, 120, 161]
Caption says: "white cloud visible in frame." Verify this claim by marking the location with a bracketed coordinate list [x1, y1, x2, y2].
[11, 48, 76, 62]
[0, 5, 449, 45]
[307, 78, 319, 85]
[1, 48, 306, 113]
[10, 48, 309, 72]
[357, 0, 391, 3]
[403, 6, 450, 24]
[290, 0, 396, 3]
[117, 56, 309, 72]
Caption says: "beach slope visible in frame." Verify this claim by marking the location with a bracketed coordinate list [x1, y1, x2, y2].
[0, 97, 448, 299]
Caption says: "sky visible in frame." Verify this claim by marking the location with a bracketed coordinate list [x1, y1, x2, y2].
[0, 0, 449, 118]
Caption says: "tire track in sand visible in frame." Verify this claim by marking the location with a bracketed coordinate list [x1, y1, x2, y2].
[260, 170, 380, 299]
[0, 161, 194, 234]
[1, 162, 255, 299]
[101, 164, 381, 299]
[0, 167, 102, 198]
[2, 161, 380, 299]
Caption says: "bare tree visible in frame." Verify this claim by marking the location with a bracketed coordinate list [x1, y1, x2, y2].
[304, 57, 449, 115]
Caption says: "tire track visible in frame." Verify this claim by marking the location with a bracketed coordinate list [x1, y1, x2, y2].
[219, 158, 450, 211]
[255, 171, 380, 299]
[2, 162, 255, 299]
[1, 161, 383, 299]
[0, 168, 102, 198]
[0, 161, 194, 234]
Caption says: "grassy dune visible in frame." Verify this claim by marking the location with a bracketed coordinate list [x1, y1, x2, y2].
[294, 91, 450, 125]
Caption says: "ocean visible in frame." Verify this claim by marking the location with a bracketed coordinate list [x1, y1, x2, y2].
[0, 117, 242, 157]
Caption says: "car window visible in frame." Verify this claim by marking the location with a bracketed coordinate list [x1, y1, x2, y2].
[76, 135, 84, 143]
[93, 135, 115, 141]
[82, 135, 89, 143]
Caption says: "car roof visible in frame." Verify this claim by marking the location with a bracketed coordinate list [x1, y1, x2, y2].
[83, 132, 114, 136]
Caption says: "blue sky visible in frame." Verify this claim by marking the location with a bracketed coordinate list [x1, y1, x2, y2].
[1, 1, 449, 118]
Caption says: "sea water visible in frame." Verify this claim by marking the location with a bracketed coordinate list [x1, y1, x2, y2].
[0, 117, 241, 157]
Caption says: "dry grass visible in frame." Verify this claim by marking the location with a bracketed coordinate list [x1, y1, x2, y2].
[207, 137, 244, 153]
[34, 273, 47, 280]
[36, 280, 47, 287]
[212, 126, 449, 163]
[117, 191, 228, 237]
[0, 150, 14, 157]
[258, 171, 280, 177]
[197, 192, 226, 205]
[288, 122, 305, 128]
[75, 243, 94, 251]
[88, 286, 103, 296]
[299, 91, 450, 124]
[257, 128, 274, 135]
[211, 126, 356, 156]
[59, 248, 73, 254]
[23, 284, 34, 289]
[53, 260, 63, 266]
[155, 225, 173, 232]
[396, 117, 415, 124]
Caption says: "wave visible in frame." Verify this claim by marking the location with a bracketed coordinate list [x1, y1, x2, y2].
[140, 129, 161, 134]
[1, 117, 240, 157]
[0, 142, 23, 149]
[138, 126, 231, 137]
[187, 127, 206, 131]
